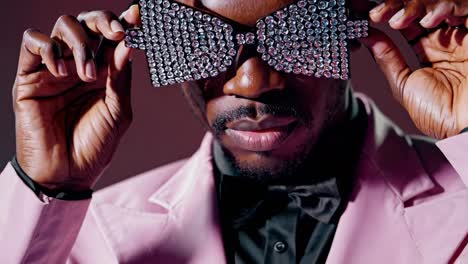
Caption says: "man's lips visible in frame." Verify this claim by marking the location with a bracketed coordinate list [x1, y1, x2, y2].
[226, 116, 297, 131]
[224, 116, 298, 152]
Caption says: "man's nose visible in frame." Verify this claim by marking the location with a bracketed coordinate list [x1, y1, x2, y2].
[223, 46, 286, 99]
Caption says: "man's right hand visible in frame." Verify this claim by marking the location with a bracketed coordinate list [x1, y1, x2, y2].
[13, 5, 140, 191]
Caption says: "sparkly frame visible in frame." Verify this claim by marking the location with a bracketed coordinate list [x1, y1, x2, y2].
[125, 0, 369, 87]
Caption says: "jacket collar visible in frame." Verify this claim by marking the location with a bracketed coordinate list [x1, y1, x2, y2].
[355, 94, 435, 203]
[91, 133, 222, 263]
[147, 133, 215, 210]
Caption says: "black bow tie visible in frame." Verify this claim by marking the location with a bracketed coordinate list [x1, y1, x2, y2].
[220, 176, 342, 229]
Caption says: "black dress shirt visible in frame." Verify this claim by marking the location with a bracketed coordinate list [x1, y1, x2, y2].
[212, 93, 369, 264]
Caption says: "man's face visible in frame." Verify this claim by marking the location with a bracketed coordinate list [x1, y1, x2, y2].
[179, 0, 348, 182]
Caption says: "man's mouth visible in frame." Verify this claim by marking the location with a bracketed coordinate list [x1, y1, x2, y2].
[225, 116, 298, 152]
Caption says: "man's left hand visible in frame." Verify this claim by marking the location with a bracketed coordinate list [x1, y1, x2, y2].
[360, 0, 467, 139]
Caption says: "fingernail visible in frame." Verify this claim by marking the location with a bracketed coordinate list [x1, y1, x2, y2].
[121, 7, 131, 18]
[420, 11, 433, 26]
[110, 20, 124, 33]
[370, 3, 385, 14]
[85, 61, 96, 80]
[389, 9, 405, 24]
[57, 59, 68, 76]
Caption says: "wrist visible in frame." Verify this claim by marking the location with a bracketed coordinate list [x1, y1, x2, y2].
[11, 155, 93, 200]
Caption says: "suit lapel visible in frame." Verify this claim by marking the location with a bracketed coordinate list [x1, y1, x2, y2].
[92, 202, 171, 263]
[92, 134, 227, 263]
[405, 137, 468, 263]
[327, 96, 442, 264]
[404, 190, 468, 264]
[148, 133, 227, 264]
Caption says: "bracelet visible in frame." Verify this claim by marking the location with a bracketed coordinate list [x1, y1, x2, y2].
[11, 155, 93, 201]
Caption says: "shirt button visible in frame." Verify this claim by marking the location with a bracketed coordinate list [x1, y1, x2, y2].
[273, 241, 287, 253]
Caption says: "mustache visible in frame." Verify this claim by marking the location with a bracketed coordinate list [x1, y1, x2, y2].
[212, 104, 302, 135]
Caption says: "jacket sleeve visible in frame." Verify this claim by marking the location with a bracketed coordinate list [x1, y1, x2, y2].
[436, 133, 468, 187]
[0, 162, 90, 263]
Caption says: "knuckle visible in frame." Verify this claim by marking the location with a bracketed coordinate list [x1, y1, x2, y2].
[22, 28, 38, 41]
[56, 14, 75, 26]
[75, 42, 88, 54]
[95, 10, 116, 25]
[73, 41, 93, 60]
[98, 10, 115, 19]
[39, 42, 54, 56]
[78, 41, 87, 49]
[70, 40, 87, 55]
[77, 10, 91, 21]
[78, 10, 114, 23]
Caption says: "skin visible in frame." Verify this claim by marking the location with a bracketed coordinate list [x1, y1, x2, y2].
[11, 0, 467, 191]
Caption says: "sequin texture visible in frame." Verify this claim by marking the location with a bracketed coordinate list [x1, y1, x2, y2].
[125, 0, 368, 87]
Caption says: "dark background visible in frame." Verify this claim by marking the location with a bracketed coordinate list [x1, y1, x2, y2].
[0, 1, 420, 189]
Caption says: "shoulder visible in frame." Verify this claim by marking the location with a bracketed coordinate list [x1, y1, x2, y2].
[410, 135, 466, 192]
[355, 92, 466, 201]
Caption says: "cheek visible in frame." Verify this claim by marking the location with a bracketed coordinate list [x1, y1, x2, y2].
[181, 82, 210, 125]
[289, 77, 340, 116]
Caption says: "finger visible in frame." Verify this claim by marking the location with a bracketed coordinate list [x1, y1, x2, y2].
[120, 4, 141, 26]
[18, 29, 68, 77]
[389, 2, 424, 29]
[103, 40, 134, 124]
[445, 16, 466, 26]
[98, 6, 138, 119]
[51, 15, 96, 82]
[107, 40, 134, 98]
[93, 5, 140, 67]
[77, 10, 125, 41]
[453, 0, 468, 17]
[399, 21, 427, 44]
[369, 0, 404, 23]
[359, 27, 412, 106]
[420, 2, 454, 28]
[412, 27, 467, 64]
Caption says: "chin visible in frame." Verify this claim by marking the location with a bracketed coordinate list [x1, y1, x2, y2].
[220, 130, 316, 183]
[231, 151, 310, 183]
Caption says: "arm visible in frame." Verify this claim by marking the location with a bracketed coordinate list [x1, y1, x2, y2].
[0, 5, 140, 262]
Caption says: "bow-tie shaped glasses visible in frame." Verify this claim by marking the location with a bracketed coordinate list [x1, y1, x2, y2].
[125, 0, 369, 87]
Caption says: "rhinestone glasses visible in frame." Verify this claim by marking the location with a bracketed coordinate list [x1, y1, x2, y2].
[125, 0, 369, 87]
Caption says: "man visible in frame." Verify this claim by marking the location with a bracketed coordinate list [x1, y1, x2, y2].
[0, 0, 467, 263]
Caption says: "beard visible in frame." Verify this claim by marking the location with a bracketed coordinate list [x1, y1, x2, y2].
[211, 86, 347, 184]
[217, 139, 315, 184]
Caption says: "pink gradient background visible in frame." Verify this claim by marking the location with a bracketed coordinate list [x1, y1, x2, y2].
[0, 1, 420, 189]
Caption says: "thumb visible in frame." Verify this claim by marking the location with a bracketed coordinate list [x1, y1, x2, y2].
[105, 3, 138, 98]
[104, 40, 133, 124]
[102, 4, 139, 123]
[359, 27, 412, 107]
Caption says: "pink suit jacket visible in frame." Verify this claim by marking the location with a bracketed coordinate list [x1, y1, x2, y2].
[1, 94, 467, 264]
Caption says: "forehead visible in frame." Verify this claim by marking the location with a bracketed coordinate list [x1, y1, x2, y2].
[179, 0, 295, 26]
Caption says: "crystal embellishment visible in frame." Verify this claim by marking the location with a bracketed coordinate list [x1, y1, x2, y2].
[125, 0, 368, 87]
